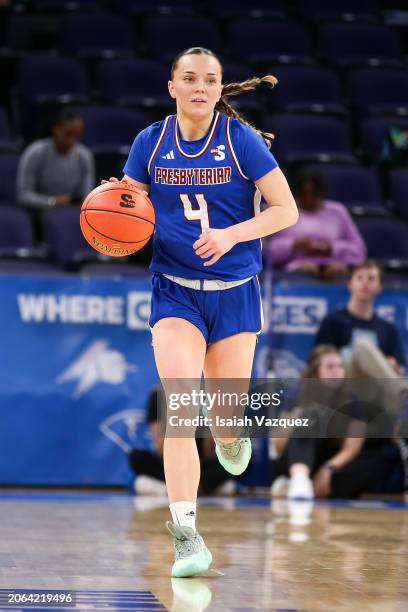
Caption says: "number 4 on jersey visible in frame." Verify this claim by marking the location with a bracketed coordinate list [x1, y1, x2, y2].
[180, 193, 210, 231]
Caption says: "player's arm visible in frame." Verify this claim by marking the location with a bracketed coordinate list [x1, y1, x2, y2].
[102, 126, 151, 192]
[230, 167, 298, 243]
[123, 174, 150, 195]
[194, 167, 298, 266]
[103, 175, 150, 195]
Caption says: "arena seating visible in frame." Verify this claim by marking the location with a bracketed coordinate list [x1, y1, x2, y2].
[262, 114, 356, 164]
[313, 164, 385, 214]
[78, 106, 151, 154]
[96, 59, 170, 109]
[59, 13, 134, 58]
[347, 68, 408, 116]
[389, 169, 408, 220]
[0, 0, 406, 275]
[41, 206, 95, 268]
[0, 206, 34, 252]
[0, 154, 19, 205]
[356, 217, 408, 260]
[143, 16, 221, 61]
[265, 65, 346, 115]
[225, 20, 313, 64]
[360, 116, 408, 161]
[296, 0, 381, 22]
[18, 54, 89, 137]
[318, 23, 403, 67]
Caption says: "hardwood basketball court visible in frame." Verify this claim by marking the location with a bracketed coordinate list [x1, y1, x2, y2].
[0, 491, 406, 611]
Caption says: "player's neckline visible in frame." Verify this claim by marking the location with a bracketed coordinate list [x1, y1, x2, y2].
[174, 112, 221, 158]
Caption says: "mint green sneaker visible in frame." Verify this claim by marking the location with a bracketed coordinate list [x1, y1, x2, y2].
[215, 438, 252, 476]
[166, 522, 212, 578]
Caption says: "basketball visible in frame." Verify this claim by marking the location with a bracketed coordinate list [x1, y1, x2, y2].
[80, 181, 155, 257]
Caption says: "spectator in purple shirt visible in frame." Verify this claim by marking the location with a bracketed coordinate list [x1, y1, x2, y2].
[266, 169, 366, 281]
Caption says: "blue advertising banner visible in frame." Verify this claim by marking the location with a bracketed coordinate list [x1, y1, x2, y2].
[0, 274, 157, 486]
[254, 281, 408, 379]
[1, 274, 407, 486]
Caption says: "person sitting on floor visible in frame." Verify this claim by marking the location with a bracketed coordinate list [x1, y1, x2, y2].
[128, 385, 237, 496]
[270, 345, 397, 500]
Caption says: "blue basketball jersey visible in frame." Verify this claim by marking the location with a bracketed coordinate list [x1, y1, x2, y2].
[123, 112, 278, 281]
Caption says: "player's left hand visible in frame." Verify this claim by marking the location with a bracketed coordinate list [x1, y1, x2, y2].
[193, 228, 237, 266]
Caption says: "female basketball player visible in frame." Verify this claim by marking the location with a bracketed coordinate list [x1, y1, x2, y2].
[110, 47, 298, 577]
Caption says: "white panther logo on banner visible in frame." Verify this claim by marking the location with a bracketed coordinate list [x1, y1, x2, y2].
[57, 339, 137, 398]
[99, 409, 146, 453]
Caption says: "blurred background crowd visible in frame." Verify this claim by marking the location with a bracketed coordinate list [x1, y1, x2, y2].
[0, 0, 407, 278]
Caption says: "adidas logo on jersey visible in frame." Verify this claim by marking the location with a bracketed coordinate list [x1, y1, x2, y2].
[162, 150, 175, 159]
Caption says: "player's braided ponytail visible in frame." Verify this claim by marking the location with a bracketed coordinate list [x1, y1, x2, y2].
[216, 76, 277, 149]
[171, 47, 278, 149]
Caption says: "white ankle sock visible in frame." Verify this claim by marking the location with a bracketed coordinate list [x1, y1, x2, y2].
[169, 501, 197, 531]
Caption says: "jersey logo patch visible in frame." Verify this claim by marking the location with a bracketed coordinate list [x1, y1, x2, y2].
[162, 149, 175, 160]
[211, 144, 226, 161]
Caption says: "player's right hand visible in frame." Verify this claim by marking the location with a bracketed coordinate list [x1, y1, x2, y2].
[101, 177, 121, 184]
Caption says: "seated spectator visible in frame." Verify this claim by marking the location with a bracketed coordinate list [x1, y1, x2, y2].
[315, 260, 406, 402]
[17, 108, 95, 208]
[270, 345, 396, 500]
[128, 386, 237, 496]
[266, 169, 366, 281]
[315, 259, 408, 497]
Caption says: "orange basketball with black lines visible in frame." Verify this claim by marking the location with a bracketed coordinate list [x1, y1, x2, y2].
[80, 181, 155, 257]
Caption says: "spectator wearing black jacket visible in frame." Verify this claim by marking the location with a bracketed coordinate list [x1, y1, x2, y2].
[315, 261, 406, 411]
[314, 260, 408, 496]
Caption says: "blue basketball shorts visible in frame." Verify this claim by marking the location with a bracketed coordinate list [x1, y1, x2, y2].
[149, 273, 264, 344]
